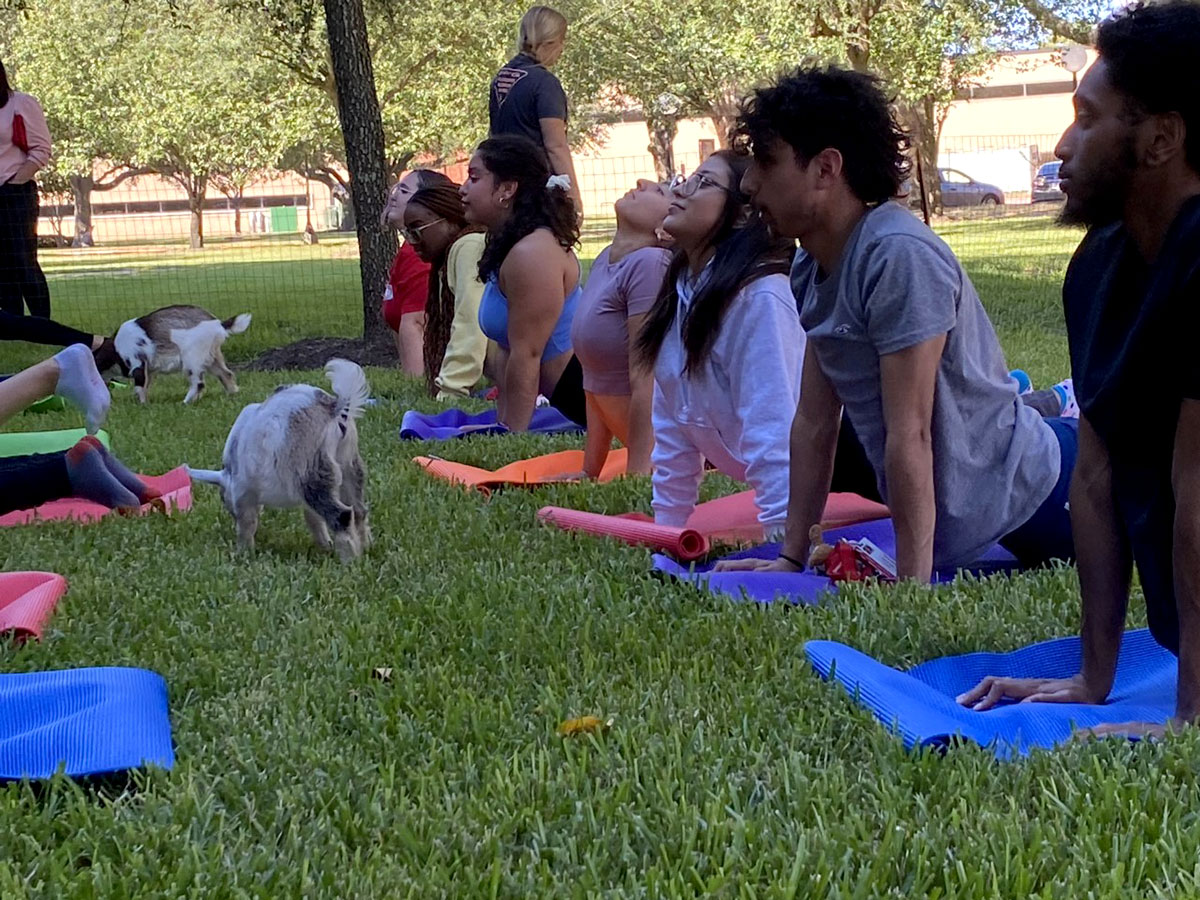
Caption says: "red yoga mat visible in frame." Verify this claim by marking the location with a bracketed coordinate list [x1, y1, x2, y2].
[537, 491, 890, 561]
[415, 448, 629, 496]
[0, 466, 193, 527]
[0, 572, 67, 642]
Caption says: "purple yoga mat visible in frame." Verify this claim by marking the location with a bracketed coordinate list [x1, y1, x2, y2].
[398, 406, 583, 441]
[652, 518, 1021, 604]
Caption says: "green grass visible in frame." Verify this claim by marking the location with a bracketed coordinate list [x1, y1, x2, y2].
[2, 214, 1191, 897]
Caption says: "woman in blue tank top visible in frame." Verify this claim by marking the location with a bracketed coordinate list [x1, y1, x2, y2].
[460, 134, 585, 429]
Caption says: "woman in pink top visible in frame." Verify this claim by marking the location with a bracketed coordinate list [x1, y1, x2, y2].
[0, 61, 52, 318]
[570, 179, 672, 477]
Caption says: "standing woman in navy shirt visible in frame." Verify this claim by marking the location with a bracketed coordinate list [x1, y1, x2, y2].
[489, 6, 583, 222]
[0, 60, 52, 318]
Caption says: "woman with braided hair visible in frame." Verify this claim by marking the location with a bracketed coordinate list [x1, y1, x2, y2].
[402, 183, 492, 399]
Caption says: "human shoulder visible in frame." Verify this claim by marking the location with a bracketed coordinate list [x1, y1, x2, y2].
[614, 245, 670, 275]
[501, 229, 574, 285]
[855, 202, 956, 266]
[450, 230, 486, 259]
[736, 271, 797, 310]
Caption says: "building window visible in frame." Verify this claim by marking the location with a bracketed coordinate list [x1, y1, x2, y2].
[698, 139, 715, 162]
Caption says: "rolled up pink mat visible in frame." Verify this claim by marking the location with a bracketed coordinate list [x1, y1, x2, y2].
[538, 491, 889, 560]
[0, 572, 67, 642]
[536, 506, 710, 561]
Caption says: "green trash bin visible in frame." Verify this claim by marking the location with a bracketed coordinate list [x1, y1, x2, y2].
[269, 206, 299, 233]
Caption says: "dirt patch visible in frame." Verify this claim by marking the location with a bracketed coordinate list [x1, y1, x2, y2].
[240, 333, 397, 371]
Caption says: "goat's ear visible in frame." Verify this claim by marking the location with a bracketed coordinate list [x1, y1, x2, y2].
[131, 365, 147, 387]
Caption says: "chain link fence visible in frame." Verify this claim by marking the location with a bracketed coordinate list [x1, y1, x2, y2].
[1, 138, 1077, 369]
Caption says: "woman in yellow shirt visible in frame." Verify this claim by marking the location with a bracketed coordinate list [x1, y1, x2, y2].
[402, 184, 493, 400]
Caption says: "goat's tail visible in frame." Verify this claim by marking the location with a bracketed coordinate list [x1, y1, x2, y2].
[325, 358, 369, 431]
[186, 466, 226, 487]
[221, 313, 253, 335]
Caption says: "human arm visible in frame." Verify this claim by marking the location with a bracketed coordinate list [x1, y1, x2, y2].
[715, 344, 842, 572]
[6, 95, 51, 185]
[1172, 399, 1200, 724]
[496, 234, 568, 431]
[539, 117, 583, 224]
[650, 380, 704, 526]
[434, 238, 490, 400]
[624, 312, 654, 475]
[720, 286, 805, 540]
[957, 414, 1129, 711]
[878, 335, 944, 581]
[581, 393, 613, 479]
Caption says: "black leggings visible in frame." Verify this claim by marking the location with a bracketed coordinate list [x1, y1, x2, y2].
[0, 310, 91, 348]
[0, 452, 70, 515]
[549, 354, 586, 426]
[0, 181, 51, 318]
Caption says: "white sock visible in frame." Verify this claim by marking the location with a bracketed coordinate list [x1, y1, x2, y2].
[53, 343, 111, 434]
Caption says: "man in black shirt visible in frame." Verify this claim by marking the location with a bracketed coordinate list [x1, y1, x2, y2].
[959, 1, 1200, 738]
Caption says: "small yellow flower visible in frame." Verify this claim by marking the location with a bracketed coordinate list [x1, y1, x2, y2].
[556, 715, 611, 738]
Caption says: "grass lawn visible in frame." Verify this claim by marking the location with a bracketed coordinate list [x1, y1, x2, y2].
[1, 214, 1190, 896]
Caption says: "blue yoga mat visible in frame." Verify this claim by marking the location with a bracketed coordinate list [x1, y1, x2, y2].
[805, 629, 1175, 758]
[0, 667, 174, 779]
[398, 406, 583, 441]
[653, 518, 1020, 604]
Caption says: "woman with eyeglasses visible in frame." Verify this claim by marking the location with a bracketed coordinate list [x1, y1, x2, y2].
[637, 150, 802, 538]
[460, 134, 584, 430]
[380, 169, 454, 373]
[401, 183, 493, 400]
[568, 179, 672, 479]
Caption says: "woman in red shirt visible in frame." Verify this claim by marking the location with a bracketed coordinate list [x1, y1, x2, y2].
[380, 169, 454, 373]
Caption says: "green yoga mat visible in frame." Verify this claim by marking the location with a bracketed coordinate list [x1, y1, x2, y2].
[0, 429, 110, 458]
[25, 395, 67, 414]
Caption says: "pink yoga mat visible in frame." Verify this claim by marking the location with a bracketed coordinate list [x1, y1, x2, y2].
[0, 572, 67, 642]
[538, 507, 711, 560]
[0, 467, 193, 527]
[538, 491, 890, 561]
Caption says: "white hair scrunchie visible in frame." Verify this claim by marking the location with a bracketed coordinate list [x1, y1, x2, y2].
[546, 174, 572, 192]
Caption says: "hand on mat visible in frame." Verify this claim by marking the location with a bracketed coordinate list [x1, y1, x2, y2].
[713, 556, 803, 573]
[956, 674, 1102, 711]
[1073, 721, 1170, 742]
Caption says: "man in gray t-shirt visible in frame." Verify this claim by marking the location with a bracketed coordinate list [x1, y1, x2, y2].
[791, 203, 1058, 566]
[718, 65, 1074, 582]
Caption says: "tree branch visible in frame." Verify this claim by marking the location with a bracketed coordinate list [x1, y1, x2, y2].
[1022, 0, 1094, 43]
[93, 165, 155, 191]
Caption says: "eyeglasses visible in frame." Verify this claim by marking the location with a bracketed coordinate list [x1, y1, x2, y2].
[400, 218, 445, 244]
[671, 171, 737, 199]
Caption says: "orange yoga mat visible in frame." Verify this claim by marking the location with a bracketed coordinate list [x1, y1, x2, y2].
[0, 572, 67, 642]
[0, 467, 193, 527]
[414, 448, 629, 496]
[537, 491, 889, 561]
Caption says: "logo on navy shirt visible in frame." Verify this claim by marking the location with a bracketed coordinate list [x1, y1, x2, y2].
[493, 66, 529, 107]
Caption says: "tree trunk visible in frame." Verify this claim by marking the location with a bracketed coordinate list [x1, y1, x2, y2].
[69, 174, 95, 247]
[322, 0, 395, 341]
[645, 112, 677, 181]
[232, 188, 243, 235]
[899, 98, 942, 216]
[707, 84, 741, 149]
[188, 181, 206, 249]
